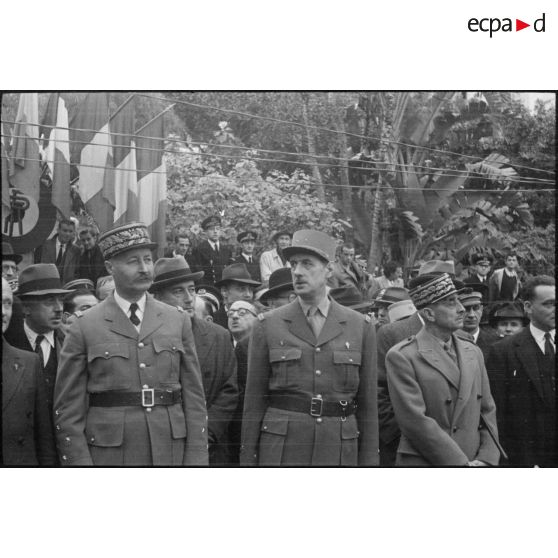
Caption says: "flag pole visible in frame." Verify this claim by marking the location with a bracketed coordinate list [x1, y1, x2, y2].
[135, 104, 175, 135]
[110, 94, 136, 121]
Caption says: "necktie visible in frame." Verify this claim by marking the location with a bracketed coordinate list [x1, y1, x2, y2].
[307, 307, 322, 338]
[34, 335, 45, 368]
[248, 256, 252, 264]
[129, 303, 141, 326]
[214, 242, 219, 253]
[444, 341, 458, 365]
[544, 332, 555, 358]
[56, 244, 65, 267]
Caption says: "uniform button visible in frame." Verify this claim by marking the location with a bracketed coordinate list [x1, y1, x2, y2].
[62, 455, 67, 461]
[316, 417, 323, 423]
[55, 409, 61, 416]
[138, 342, 145, 348]
[349, 358, 353, 363]
[315, 370, 322, 376]
[446, 398, 452, 404]
[143, 384, 149, 389]
[139, 363, 146, 369]
[452, 426, 458, 433]
[90, 437, 95, 442]
[281, 356, 286, 360]
[146, 407, 152, 413]
[315, 347, 321, 352]
[263, 425, 268, 430]
[65, 436, 70, 442]
[202, 427, 205, 433]
[56, 425, 61, 431]
[315, 394, 322, 399]
[105, 351, 109, 356]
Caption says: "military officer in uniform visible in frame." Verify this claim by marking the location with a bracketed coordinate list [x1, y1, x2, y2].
[386, 273, 502, 467]
[53, 222, 209, 466]
[241, 229, 379, 466]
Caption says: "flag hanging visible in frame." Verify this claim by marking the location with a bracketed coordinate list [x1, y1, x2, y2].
[136, 109, 169, 258]
[111, 96, 138, 226]
[1, 122, 11, 212]
[10, 93, 41, 202]
[69, 93, 115, 231]
[40, 93, 71, 218]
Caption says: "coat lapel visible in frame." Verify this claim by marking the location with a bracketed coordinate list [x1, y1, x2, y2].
[138, 295, 164, 342]
[104, 294, 139, 340]
[515, 329, 545, 401]
[2, 342, 26, 411]
[316, 301, 345, 346]
[452, 334, 477, 421]
[416, 329, 460, 390]
[284, 301, 316, 347]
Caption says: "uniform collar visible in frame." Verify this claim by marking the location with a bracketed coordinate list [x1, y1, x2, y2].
[298, 294, 330, 318]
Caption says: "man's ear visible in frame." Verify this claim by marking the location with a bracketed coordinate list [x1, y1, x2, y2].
[104, 260, 113, 275]
[422, 306, 435, 323]
[325, 262, 333, 279]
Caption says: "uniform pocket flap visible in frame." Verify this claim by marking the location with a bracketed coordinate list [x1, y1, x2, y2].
[261, 417, 289, 436]
[86, 409, 125, 447]
[153, 338, 185, 354]
[269, 347, 302, 363]
[88, 343, 129, 363]
[168, 405, 188, 439]
[333, 351, 362, 365]
[341, 419, 359, 440]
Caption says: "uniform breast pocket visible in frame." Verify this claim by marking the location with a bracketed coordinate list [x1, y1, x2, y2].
[269, 347, 302, 388]
[87, 343, 132, 390]
[332, 351, 361, 393]
[152, 338, 185, 384]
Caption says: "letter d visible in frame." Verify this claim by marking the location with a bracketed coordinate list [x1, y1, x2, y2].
[534, 13, 545, 32]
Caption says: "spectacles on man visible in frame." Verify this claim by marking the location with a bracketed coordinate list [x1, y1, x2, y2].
[227, 308, 257, 318]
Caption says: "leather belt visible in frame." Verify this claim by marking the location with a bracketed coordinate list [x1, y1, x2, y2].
[89, 388, 182, 407]
[269, 394, 357, 418]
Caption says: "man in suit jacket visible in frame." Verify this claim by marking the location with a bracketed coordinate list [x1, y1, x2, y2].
[241, 229, 379, 466]
[486, 275, 556, 466]
[259, 230, 292, 285]
[2, 278, 58, 466]
[34, 219, 81, 285]
[387, 273, 501, 466]
[53, 222, 208, 466]
[231, 231, 261, 282]
[77, 227, 106, 286]
[488, 252, 521, 303]
[190, 215, 233, 285]
[150, 257, 238, 466]
[464, 254, 492, 290]
[327, 242, 368, 295]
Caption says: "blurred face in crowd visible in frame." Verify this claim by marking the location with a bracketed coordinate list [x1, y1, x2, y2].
[290, 253, 330, 303]
[268, 289, 296, 309]
[227, 301, 258, 341]
[276, 235, 291, 251]
[462, 301, 483, 333]
[387, 267, 403, 281]
[62, 292, 99, 335]
[339, 247, 355, 267]
[524, 285, 555, 332]
[22, 295, 64, 334]
[156, 279, 196, 317]
[241, 239, 256, 256]
[105, 248, 154, 300]
[496, 318, 524, 337]
[206, 225, 220, 243]
[176, 237, 190, 256]
[80, 231, 96, 251]
[475, 261, 491, 278]
[2, 278, 13, 333]
[376, 305, 390, 327]
[424, 294, 465, 333]
[505, 255, 518, 271]
[58, 222, 76, 244]
[194, 296, 213, 322]
[2, 259, 18, 281]
[221, 281, 254, 306]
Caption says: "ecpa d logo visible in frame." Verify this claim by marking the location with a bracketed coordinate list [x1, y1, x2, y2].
[468, 13, 546, 37]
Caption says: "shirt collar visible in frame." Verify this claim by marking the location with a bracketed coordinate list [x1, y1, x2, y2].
[298, 294, 330, 318]
[23, 321, 55, 347]
[530, 323, 555, 343]
[503, 268, 517, 277]
[113, 290, 147, 315]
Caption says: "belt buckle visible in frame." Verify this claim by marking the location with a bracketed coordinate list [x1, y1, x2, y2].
[141, 388, 155, 407]
[310, 397, 323, 417]
[339, 400, 348, 421]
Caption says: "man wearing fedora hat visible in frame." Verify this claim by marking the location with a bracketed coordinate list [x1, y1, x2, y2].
[259, 230, 292, 286]
[372, 286, 411, 328]
[258, 267, 296, 309]
[232, 231, 261, 282]
[53, 222, 208, 466]
[190, 215, 233, 286]
[329, 284, 375, 315]
[2, 241, 22, 293]
[386, 273, 501, 466]
[241, 229, 379, 466]
[488, 302, 528, 338]
[150, 257, 239, 466]
[2, 277, 58, 466]
[5, 264, 72, 419]
[213, 263, 261, 329]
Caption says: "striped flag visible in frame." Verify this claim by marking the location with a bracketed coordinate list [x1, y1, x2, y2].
[10, 93, 41, 202]
[111, 96, 138, 226]
[69, 93, 115, 231]
[40, 93, 71, 217]
[136, 109, 169, 258]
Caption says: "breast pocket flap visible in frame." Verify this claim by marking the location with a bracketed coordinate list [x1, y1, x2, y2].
[269, 347, 302, 363]
[153, 338, 185, 354]
[87, 343, 129, 363]
[333, 351, 362, 365]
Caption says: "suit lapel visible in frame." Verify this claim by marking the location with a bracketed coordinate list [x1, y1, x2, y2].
[416, 329, 460, 390]
[2, 342, 26, 411]
[453, 335, 477, 421]
[138, 295, 164, 342]
[515, 329, 545, 401]
[104, 294, 139, 340]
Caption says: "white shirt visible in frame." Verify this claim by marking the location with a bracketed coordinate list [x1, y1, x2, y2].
[55, 238, 66, 260]
[472, 328, 480, 343]
[24, 321, 55, 365]
[529, 323, 555, 354]
[208, 240, 220, 252]
[114, 290, 146, 332]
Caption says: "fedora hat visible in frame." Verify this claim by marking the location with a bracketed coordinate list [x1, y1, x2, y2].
[488, 302, 528, 327]
[372, 286, 410, 307]
[2, 241, 22, 265]
[418, 260, 455, 276]
[215, 263, 261, 288]
[150, 258, 204, 292]
[17, 264, 73, 297]
[282, 229, 337, 263]
[388, 300, 417, 322]
[329, 284, 374, 312]
[259, 267, 294, 305]
[98, 222, 157, 260]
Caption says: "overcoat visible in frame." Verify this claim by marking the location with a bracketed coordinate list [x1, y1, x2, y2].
[240, 298, 379, 466]
[190, 240, 232, 285]
[34, 236, 81, 285]
[53, 293, 208, 466]
[2, 340, 58, 466]
[386, 328, 500, 466]
[486, 329, 557, 466]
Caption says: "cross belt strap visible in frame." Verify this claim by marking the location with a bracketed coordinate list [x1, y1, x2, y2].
[89, 389, 182, 407]
[269, 394, 357, 418]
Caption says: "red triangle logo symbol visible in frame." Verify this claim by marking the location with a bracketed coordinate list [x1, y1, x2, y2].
[516, 19, 530, 31]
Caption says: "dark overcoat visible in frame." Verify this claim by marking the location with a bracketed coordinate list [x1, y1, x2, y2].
[2, 340, 58, 466]
[34, 236, 81, 285]
[231, 254, 261, 283]
[53, 293, 208, 466]
[240, 298, 379, 466]
[386, 328, 500, 466]
[190, 240, 232, 285]
[486, 329, 557, 466]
